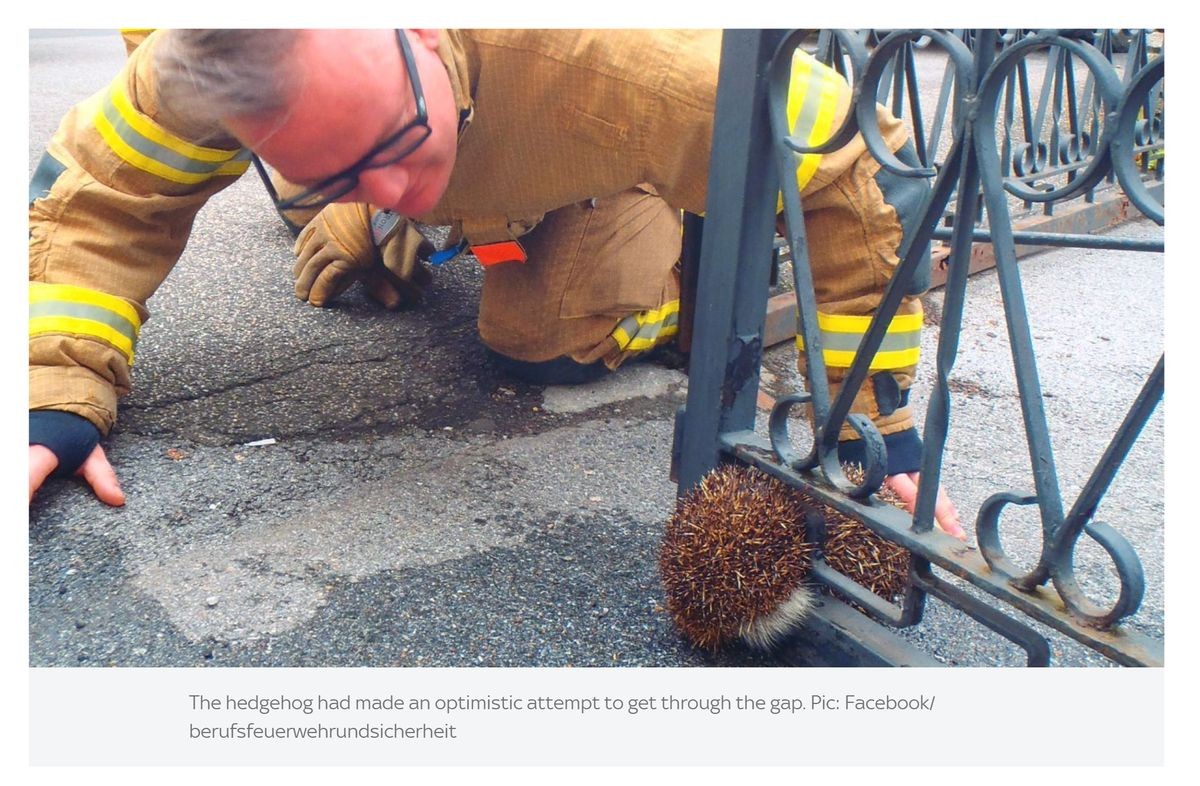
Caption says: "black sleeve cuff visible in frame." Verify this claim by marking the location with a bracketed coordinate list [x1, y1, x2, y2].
[29, 410, 100, 477]
[838, 428, 924, 476]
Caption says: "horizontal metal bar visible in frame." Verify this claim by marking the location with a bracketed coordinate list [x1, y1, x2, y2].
[910, 566, 1051, 666]
[810, 561, 907, 626]
[930, 227, 1163, 251]
[762, 180, 1163, 349]
[776, 594, 945, 667]
[720, 430, 1164, 667]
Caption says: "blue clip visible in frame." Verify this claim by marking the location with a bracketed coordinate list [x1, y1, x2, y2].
[428, 238, 469, 267]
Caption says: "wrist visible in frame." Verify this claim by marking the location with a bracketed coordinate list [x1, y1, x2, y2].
[838, 428, 923, 476]
[29, 410, 100, 477]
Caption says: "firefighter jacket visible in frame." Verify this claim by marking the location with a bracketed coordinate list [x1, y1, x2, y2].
[29, 29, 915, 438]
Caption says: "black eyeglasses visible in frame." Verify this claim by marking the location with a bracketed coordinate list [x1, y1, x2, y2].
[257, 29, 432, 213]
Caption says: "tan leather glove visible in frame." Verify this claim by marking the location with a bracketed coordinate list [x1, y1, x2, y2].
[293, 203, 433, 309]
[362, 217, 434, 310]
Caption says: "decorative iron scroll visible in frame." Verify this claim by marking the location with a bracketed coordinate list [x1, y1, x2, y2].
[675, 29, 1164, 666]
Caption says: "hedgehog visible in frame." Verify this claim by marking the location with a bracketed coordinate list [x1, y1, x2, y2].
[659, 462, 911, 651]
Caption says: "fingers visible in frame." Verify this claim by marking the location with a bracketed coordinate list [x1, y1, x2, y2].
[294, 247, 334, 302]
[294, 254, 321, 301]
[30, 443, 125, 507]
[374, 253, 430, 306]
[379, 221, 433, 281]
[410, 261, 433, 289]
[295, 247, 360, 306]
[292, 222, 320, 281]
[905, 471, 965, 540]
[298, 255, 421, 309]
[29, 445, 58, 503]
[884, 472, 967, 541]
[883, 471, 919, 510]
[931, 479, 966, 541]
[309, 260, 358, 306]
[76, 444, 125, 507]
[363, 270, 404, 310]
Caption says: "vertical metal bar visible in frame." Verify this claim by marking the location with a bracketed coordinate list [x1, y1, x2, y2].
[976, 211, 1067, 544]
[677, 29, 785, 492]
[1001, 71, 1017, 179]
[914, 30, 999, 533]
[1057, 356, 1164, 545]
[972, 44, 1073, 584]
[904, 44, 929, 162]
[1046, 47, 1066, 213]
[1064, 53, 1080, 167]
[677, 212, 704, 355]
[1031, 45, 1060, 167]
[927, 56, 957, 168]
[1015, 59, 1036, 211]
[1080, 39, 1102, 199]
[888, 48, 905, 116]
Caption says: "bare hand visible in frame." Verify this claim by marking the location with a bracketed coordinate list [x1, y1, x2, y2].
[29, 444, 125, 507]
[884, 471, 965, 540]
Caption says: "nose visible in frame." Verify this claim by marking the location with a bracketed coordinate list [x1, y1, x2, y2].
[352, 165, 411, 211]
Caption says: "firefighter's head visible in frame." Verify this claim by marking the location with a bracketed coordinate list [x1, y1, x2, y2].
[160, 28, 459, 217]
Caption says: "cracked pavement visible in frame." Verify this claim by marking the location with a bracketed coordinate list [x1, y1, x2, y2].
[29, 30, 1164, 668]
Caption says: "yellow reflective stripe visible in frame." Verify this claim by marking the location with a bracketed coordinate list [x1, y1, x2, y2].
[93, 109, 193, 184]
[94, 82, 250, 184]
[619, 326, 679, 352]
[814, 346, 920, 370]
[621, 323, 679, 352]
[787, 53, 814, 141]
[816, 310, 923, 335]
[29, 282, 142, 330]
[787, 51, 842, 191]
[109, 82, 243, 164]
[796, 72, 838, 189]
[611, 300, 680, 352]
[93, 111, 228, 185]
[30, 316, 136, 365]
[789, 54, 821, 187]
[796, 311, 922, 370]
[29, 282, 142, 365]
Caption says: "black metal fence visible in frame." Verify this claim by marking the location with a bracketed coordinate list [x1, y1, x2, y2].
[674, 29, 1164, 666]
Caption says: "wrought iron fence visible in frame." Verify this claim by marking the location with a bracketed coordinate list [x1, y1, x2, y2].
[674, 29, 1164, 666]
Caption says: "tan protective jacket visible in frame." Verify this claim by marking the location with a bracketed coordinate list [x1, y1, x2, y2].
[29, 29, 910, 435]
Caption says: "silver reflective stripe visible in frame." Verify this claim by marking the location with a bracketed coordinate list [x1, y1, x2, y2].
[613, 307, 679, 351]
[791, 66, 825, 142]
[99, 97, 250, 177]
[29, 300, 139, 344]
[818, 327, 921, 354]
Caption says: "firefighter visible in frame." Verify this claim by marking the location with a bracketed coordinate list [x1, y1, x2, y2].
[27, 29, 962, 536]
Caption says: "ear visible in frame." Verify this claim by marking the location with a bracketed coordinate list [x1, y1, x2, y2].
[407, 29, 441, 51]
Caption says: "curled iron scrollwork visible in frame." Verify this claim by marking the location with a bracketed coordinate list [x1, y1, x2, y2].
[1111, 56, 1165, 223]
[762, 29, 1163, 643]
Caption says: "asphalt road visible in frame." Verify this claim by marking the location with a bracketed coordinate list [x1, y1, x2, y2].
[28, 30, 1164, 668]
